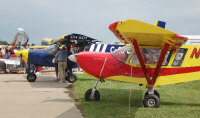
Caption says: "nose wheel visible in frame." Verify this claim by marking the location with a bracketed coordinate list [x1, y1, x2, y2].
[85, 79, 102, 101]
[85, 89, 100, 101]
[143, 87, 160, 108]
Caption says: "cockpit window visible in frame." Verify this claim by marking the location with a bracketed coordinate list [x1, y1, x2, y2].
[44, 44, 58, 55]
[129, 48, 172, 66]
[13, 31, 29, 46]
[111, 45, 133, 63]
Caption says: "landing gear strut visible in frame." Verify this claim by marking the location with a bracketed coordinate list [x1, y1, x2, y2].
[26, 65, 37, 82]
[85, 79, 102, 101]
[143, 87, 160, 108]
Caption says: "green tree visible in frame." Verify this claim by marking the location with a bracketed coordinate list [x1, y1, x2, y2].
[0, 41, 8, 45]
[31, 43, 35, 46]
[41, 41, 49, 46]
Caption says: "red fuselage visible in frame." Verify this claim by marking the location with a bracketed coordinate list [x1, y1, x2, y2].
[77, 52, 146, 79]
[76, 51, 200, 80]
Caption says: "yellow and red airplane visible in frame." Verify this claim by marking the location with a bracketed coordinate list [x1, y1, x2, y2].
[68, 19, 200, 108]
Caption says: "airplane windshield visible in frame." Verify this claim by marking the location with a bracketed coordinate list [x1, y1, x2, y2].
[44, 44, 58, 55]
[12, 31, 29, 46]
[111, 45, 133, 63]
[112, 45, 172, 66]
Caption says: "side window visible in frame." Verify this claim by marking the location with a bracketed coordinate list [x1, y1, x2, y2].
[172, 48, 188, 66]
[144, 49, 160, 64]
[129, 49, 172, 66]
[162, 51, 173, 66]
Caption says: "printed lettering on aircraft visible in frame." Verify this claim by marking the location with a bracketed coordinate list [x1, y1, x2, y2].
[110, 46, 123, 53]
[89, 44, 125, 52]
[70, 35, 87, 40]
[190, 47, 200, 59]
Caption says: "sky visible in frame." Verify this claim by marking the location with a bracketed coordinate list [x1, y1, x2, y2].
[0, 0, 200, 45]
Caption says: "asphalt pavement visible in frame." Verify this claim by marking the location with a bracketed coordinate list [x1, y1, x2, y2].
[0, 72, 83, 118]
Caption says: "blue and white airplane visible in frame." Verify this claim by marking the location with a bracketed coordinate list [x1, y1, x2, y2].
[15, 33, 99, 82]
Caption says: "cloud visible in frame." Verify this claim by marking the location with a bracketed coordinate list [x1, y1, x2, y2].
[0, 0, 200, 44]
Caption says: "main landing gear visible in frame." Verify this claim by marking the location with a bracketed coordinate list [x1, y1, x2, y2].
[27, 72, 37, 82]
[26, 66, 77, 83]
[143, 87, 160, 108]
[85, 79, 104, 101]
[65, 73, 77, 83]
[84, 80, 160, 108]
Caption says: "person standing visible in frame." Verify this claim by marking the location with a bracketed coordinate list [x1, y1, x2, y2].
[54, 47, 60, 81]
[54, 47, 68, 83]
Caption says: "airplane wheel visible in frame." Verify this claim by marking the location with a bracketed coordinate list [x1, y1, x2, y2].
[66, 73, 77, 83]
[85, 89, 100, 101]
[143, 94, 160, 108]
[145, 90, 160, 98]
[27, 73, 37, 82]
[3, 70, 7, 74]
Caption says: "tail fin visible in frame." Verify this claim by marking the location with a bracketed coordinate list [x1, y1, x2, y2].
[154, 20, 166, 28]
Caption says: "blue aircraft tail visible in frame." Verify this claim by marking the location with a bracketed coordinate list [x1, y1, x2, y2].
[155, 20, 166, 28]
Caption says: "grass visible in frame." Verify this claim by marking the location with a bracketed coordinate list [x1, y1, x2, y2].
[73, 74, 200, 118]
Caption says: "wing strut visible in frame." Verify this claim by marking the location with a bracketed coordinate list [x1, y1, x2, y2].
[132, 39, 170, 86]
[151, 43, 169, 85]
[132, 39, 151, 84]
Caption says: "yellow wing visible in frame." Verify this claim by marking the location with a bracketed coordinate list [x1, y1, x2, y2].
[109, 19, 187, 50]
[51, 35, 66, 44]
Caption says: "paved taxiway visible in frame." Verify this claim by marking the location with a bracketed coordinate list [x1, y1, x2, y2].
[0, 72, 83, 118]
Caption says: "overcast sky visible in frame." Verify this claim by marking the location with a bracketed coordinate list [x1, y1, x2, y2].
[0, 0, 200, 45]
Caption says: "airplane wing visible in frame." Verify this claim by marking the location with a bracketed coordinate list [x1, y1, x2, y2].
[52, 33, 100, 52]
[29, 46, 49, 49]
[109, 19, 187, 50]
[52, 33, 99, 44]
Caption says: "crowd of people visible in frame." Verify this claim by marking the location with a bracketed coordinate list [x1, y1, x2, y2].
[0, 46, 27, 73]
[0, 46, 13, 73]
[0, 46, 13, 58]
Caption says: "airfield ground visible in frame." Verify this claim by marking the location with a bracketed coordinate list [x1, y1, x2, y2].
[74, 74, 200, 118]
[0, 72, 83, 118]
[1, 72, 200, 118]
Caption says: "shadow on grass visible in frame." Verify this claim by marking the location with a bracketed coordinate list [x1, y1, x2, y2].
[162, 101, 200, 107]
[81, 88, 143, 117]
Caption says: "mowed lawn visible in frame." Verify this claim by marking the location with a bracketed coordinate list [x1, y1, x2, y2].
[74, 74, 200, 118]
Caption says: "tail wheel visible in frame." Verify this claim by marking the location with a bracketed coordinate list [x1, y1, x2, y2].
[27, 73, 37, 82]
[143, 94, 160, 108]
[85, 89, 100, 101]
[145, 90, 160, 98]
[66, 73, 77, 83]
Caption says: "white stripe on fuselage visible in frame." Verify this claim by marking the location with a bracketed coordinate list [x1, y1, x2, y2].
[95, 44, 101, 52]
[89, 44, 95, 51]
[101, 44, 107, 52]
